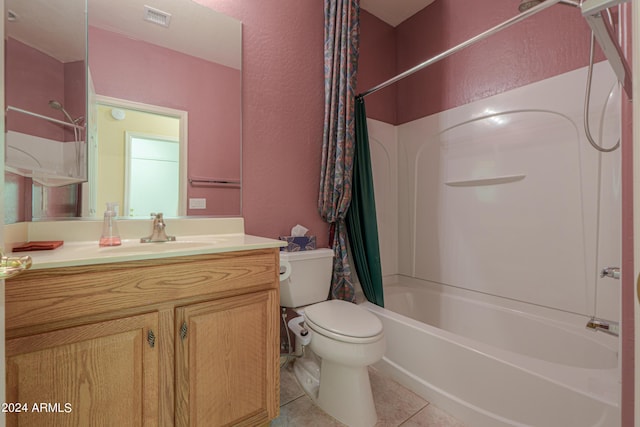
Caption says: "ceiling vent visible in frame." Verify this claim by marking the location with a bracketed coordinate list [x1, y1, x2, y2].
[143, 5, 171, 28]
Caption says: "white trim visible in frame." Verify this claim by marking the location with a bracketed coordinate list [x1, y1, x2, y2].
[94, 95, 188, 216]
[0, 0, 6, 422]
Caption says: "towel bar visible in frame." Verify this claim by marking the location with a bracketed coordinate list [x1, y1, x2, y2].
[189, 178, 240, 186]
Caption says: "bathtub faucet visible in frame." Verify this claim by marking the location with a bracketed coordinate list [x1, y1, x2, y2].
[600, 267, 620, 280]
[586, 317, 619, 337]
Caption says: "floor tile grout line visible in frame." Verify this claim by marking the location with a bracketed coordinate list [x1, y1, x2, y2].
[397, 402, 431, 427]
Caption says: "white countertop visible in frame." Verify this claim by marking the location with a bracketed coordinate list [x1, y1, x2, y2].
[9, 233, 286, 270]
[5, 218, 286, 270]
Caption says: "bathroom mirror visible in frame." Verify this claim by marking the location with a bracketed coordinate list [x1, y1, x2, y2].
[4, 0, 88, 186]
[4, 0, 242, 222]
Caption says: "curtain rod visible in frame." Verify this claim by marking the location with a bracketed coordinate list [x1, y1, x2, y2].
[357, 0, 565, 99]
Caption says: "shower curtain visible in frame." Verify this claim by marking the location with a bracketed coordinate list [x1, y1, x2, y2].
[318, 0, 360, 301]
[346, 97, 384, 307]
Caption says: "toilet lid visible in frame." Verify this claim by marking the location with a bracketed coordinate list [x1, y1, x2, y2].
[304, 300, 383, 339]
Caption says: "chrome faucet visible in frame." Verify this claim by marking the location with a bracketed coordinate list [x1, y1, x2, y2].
[140, 213, 176, 243]
[600, 267, 620, 280]
[586, 317, 619, 337]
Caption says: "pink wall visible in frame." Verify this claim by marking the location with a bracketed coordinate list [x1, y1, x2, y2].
[5, 39, 85, 140]
[89, 26, 242, 217]
[360, 0, 604, 124]
[357, 10, 397, 124]
[5, 38, 66, 141]
[191, 0, 329, 246]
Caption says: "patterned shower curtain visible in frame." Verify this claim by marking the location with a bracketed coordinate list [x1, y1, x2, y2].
[318, 0, 360, 301]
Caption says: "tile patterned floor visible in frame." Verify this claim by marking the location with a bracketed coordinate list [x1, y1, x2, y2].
[272, 363, 467, 427]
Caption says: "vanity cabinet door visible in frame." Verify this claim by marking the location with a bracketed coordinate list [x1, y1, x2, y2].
[175, 290, 279, 427]
[6, 313, 159, 427]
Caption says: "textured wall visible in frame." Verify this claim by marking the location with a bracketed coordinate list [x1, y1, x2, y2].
[357, 10, 397, 124]
[5, 38, 66, 140]
[194, 0, 329, 246]
[360, 0, 604, 124]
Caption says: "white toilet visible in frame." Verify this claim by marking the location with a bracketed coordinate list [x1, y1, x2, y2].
[279, 248, 385, 427]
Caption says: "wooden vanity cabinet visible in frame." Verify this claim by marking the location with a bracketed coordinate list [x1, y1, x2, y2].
[175, 290, 279, 426]
[5, 248, 280, 427]
[6, 313, 160, 427]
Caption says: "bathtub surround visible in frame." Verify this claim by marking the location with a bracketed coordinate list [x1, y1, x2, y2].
[363, 61, 621, 426]
[357, 2, 632, 423]
[363, 279, 618, 427]
[319, 0, 361, 301]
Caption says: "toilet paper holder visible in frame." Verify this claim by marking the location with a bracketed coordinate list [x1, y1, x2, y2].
[279, 259, 292, 282]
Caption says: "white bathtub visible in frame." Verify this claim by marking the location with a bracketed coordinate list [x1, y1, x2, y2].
[360, 276, 620, 427]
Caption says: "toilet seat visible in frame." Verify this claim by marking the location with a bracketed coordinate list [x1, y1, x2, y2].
[304, 300, 383, 344]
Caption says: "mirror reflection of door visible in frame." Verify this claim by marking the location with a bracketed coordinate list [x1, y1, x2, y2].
[125, 134, 179, 217]
[94, 98, 187, 217]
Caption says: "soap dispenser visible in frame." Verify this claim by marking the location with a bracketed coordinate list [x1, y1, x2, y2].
[99, 202, 122, 247]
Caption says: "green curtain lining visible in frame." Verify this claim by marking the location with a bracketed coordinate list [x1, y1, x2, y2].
[346, 97, 384, 307]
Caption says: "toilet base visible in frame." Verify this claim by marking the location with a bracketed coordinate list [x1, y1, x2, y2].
[316, 358, 377, 427]
[292, 350, 321, 399]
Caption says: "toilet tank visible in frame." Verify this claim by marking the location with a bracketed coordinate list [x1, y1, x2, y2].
[279, 248, 334, 308]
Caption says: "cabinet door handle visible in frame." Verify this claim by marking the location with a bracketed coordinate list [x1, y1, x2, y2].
[147, 329, 156, 348]
[180, 322, 188, 341]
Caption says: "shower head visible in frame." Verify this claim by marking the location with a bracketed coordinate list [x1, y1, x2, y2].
[518, 0, 544, 12]
[48, 99, 76, 125]
[517, 0, 580, 12]
[48, 100, 64, 111]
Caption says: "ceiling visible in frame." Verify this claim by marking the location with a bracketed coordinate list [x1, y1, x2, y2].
[6, 0, 435, 66]
[361, 0, 437, 27]
[5, 0, 241, 69]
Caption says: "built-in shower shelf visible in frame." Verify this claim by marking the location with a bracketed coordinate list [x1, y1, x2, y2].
[444, 174, 526, 187]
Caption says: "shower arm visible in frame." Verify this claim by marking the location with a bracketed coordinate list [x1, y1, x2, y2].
[582, 0, 632, 99]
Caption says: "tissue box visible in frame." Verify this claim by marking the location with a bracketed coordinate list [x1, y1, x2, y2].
[279, 236, 316, 252]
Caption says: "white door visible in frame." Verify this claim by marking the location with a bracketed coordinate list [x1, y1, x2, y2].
[124, 133, 180, 217]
